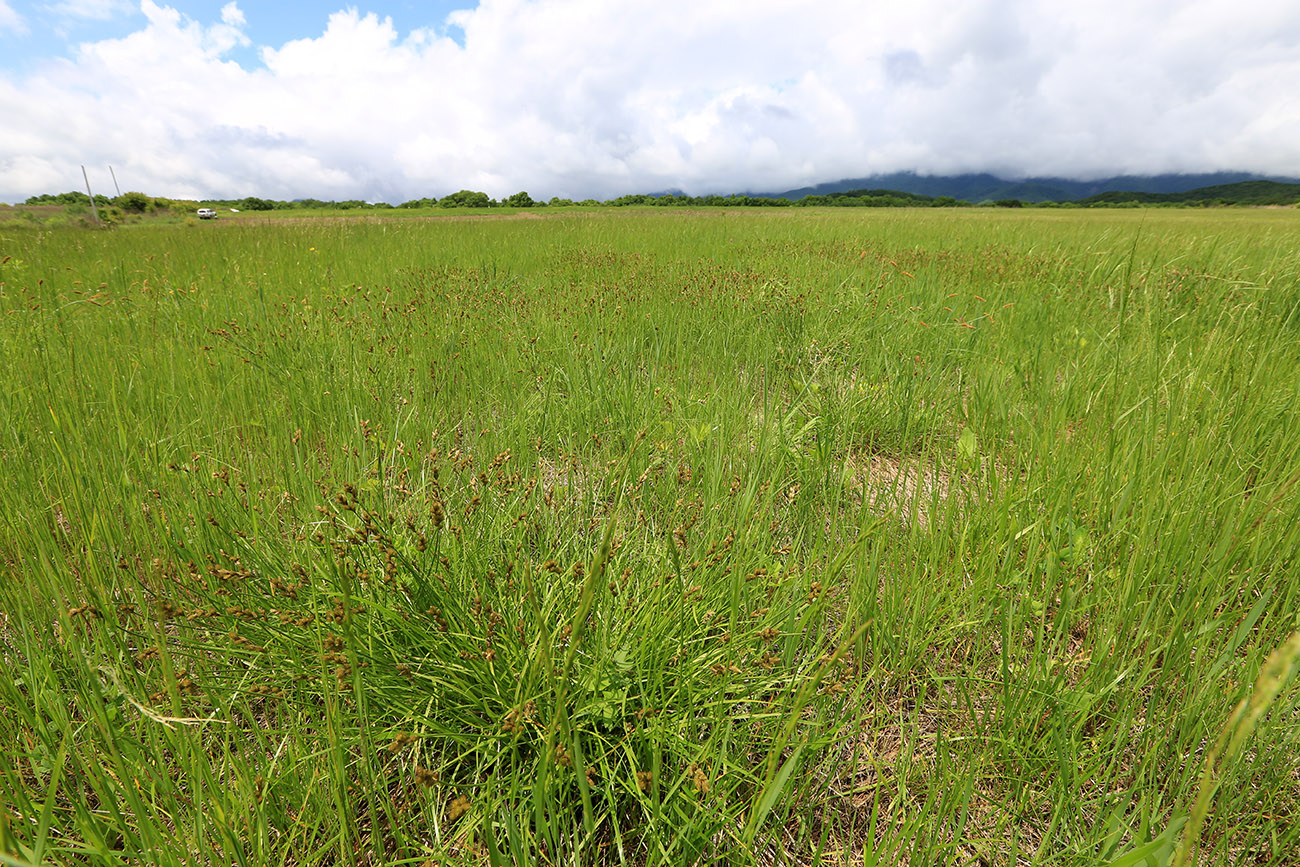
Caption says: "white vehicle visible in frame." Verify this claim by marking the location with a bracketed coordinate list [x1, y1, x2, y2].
[196, 208, 217, 219]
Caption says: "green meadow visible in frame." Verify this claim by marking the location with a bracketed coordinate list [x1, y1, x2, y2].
[1, 208, 1298, 865]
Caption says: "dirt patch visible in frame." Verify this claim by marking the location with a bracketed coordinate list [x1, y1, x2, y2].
[846, 452, 956, 528]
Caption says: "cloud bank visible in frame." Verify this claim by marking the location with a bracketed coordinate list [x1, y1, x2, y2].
[2, 0, 1299, 202]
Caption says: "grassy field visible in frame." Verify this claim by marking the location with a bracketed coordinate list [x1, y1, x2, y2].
[1, 208, 1298, 866]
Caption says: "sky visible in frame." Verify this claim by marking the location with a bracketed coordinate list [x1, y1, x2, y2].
[1, 0, 1299, 204]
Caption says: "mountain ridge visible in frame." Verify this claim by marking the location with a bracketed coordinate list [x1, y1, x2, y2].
[752, 171, 1300, 203]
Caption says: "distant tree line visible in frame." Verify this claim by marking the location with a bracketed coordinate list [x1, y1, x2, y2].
[24, 180, 1300, 212]
[24, 190, 199, 211]
[1073, 180, 1300, 207]
[11, 187, 1043, 211]
[21, 190, 201, 224]
[25, 191, 113, 207]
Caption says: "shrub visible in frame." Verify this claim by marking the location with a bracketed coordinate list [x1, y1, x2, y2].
[115, 191, 153, 213]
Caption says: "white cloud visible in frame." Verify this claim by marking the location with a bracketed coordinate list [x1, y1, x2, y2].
[45, 0, 135, 21]
[0, 1, 26, 34]
[2, 0, 1300, 202]
[220, 2, 244, 28]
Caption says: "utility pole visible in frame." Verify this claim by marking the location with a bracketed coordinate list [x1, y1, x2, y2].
[109, 165, 121, 197]
[82, 165, 101, 225]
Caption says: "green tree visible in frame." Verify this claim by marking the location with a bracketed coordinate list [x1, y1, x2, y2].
[439, 190, 491, 208]
[505, 191, 536, 208]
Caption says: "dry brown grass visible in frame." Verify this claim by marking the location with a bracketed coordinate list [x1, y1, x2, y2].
[0, 205, 64, 221]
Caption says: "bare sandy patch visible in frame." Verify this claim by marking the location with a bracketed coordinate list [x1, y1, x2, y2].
[845, 452, 956, 528]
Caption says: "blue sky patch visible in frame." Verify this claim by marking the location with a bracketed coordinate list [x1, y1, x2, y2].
[0, 1, 473, 73]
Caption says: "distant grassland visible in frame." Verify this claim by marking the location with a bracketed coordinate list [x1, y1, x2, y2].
[1, 208, 1299, 866]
